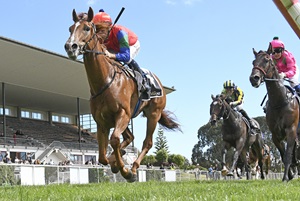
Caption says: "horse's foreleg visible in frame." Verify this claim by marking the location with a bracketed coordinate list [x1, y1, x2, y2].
[110, 111, 133, 181]
[96, 125, 109, 165]
[108, 127, 134, 170]
[284, 133, 297, 181]
[221, 145, 229, 176]
[229, 148, 243, 176]
[273, 136, 286, 180]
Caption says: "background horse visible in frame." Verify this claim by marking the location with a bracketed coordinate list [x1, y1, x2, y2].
[249, 48, 299, 182]
[236, 144, 271, 179]
[64, 7, 181, 182]
[210, 94, 265, 180]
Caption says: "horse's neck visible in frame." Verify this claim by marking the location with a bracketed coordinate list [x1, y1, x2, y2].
[83, 42, 111, 94]
[265, 79, 287, 104]
[223, 103, 239, 124]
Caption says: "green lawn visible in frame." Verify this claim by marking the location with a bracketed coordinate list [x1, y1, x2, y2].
[0, 179, 299, 201]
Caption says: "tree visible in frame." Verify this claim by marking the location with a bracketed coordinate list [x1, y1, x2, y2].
[141, 155, 157, 165]
[168, 154, 185, 168]
[154, 126, 169, 154]
[155, 149, 168, 164]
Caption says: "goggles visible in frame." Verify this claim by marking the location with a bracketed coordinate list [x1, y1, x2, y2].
[272, 48, 282, 54]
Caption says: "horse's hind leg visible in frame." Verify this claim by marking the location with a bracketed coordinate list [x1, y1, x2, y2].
[130, 112, 161, 179]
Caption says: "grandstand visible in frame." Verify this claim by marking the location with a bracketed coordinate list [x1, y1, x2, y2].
[0, 36, 175, 165]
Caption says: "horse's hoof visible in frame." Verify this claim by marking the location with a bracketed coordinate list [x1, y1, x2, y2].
[227, 171, 234, 176]
[127, 174, 137, 183]
[125, 169, 137, 183]
[111, 166, 119, 174]
[221, 169, 228, 177]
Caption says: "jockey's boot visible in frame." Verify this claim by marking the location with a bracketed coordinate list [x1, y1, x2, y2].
[240, 109, 256, 129]
[128, 60, 151, 99]
[294, 84, 300, 96]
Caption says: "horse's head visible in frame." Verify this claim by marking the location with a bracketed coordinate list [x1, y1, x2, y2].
[249, 45, 279, 88]
[64, 7, 97, 60]
[209, 94, 226, 126]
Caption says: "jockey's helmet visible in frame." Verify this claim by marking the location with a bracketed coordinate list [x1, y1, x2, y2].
[270, 36, 285, 49]
[92, 9, 112, 25]
[223, 80, 235, 89]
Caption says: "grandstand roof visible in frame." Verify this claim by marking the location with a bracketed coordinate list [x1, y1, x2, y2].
[0, 36, 175, 115]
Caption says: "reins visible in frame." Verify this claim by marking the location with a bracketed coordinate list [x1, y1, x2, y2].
[214, 98, 231, 121]
[253, 53, 291, 109]
[81, 22, 118, 99]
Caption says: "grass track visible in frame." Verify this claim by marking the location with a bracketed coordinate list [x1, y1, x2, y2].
[1, 179, 300, 201]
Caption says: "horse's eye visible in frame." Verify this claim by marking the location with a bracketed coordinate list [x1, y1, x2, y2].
[264, 56, 270, 62]
[84, 25, 90, 32]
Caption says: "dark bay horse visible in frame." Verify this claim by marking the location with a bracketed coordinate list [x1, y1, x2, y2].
[249, 48, 299, 182]
[210, 94, 265, 180]
[64, 7, 181, 182]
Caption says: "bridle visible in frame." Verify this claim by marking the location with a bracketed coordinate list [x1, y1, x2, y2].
[74, 20, 117, 100]
[80, 22, 106, 56]
[211, 97, 231, 121]
[252, 52, 291, 109]
[252, 52, 279, 83]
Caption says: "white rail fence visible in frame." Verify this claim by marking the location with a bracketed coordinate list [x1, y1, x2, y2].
[0, 164, 289, 186]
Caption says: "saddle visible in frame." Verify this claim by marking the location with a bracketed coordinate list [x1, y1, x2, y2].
[123, 65, 163, 100]
[285, 85, 300, 104]
[241, 117, 260, 135]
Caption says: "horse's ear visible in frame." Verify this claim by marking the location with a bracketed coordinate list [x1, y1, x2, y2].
[211, 94, 215, 100]
[266, 43, 272, 55]
[87, 7, 94, 22]
[252, 48, 258, 57]
[72, 9, 79, 22]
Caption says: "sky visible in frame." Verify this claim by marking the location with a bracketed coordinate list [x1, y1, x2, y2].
[1, 0, 300, 162]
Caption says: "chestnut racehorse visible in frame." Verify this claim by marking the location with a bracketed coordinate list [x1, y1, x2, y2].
[249, 48, 299, 182]
[64, 7, 181, 182]
[210, 94, 265, 180]
[236, 144, 271, 179]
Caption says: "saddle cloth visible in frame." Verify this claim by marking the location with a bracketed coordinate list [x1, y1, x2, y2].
[125, 66, 163, 100]
[241, 116, 260, 135]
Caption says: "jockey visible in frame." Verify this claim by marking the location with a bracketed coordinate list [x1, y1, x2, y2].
[221, 80, 256, 129]
[92, 9, 151, 99]
[270, 36, 300, 94]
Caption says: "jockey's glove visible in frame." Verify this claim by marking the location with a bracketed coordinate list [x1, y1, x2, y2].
[104, 50, 116, 59]
[230, 102, 237, 107]
[279, 72, 286, 79]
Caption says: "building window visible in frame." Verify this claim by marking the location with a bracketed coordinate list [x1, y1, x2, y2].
[61, 116, 70, 123]
[52, 115, 59, 122]
[70, 155, 83, 165]
[21, 111, 30, 118]
[0, 108, 10, 115]
[32, 112, 42, 120]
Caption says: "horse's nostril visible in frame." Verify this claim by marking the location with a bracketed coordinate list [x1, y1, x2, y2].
[72, 44, 78, 50]
[254, 76, 260, 81]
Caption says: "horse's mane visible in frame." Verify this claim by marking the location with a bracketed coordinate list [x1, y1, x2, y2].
[257, 50, 266, 54]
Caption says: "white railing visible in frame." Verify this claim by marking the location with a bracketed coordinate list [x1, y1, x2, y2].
[0, 164, 289, 186]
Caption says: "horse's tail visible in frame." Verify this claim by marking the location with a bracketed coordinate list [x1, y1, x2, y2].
[158, 110, 182, 132]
